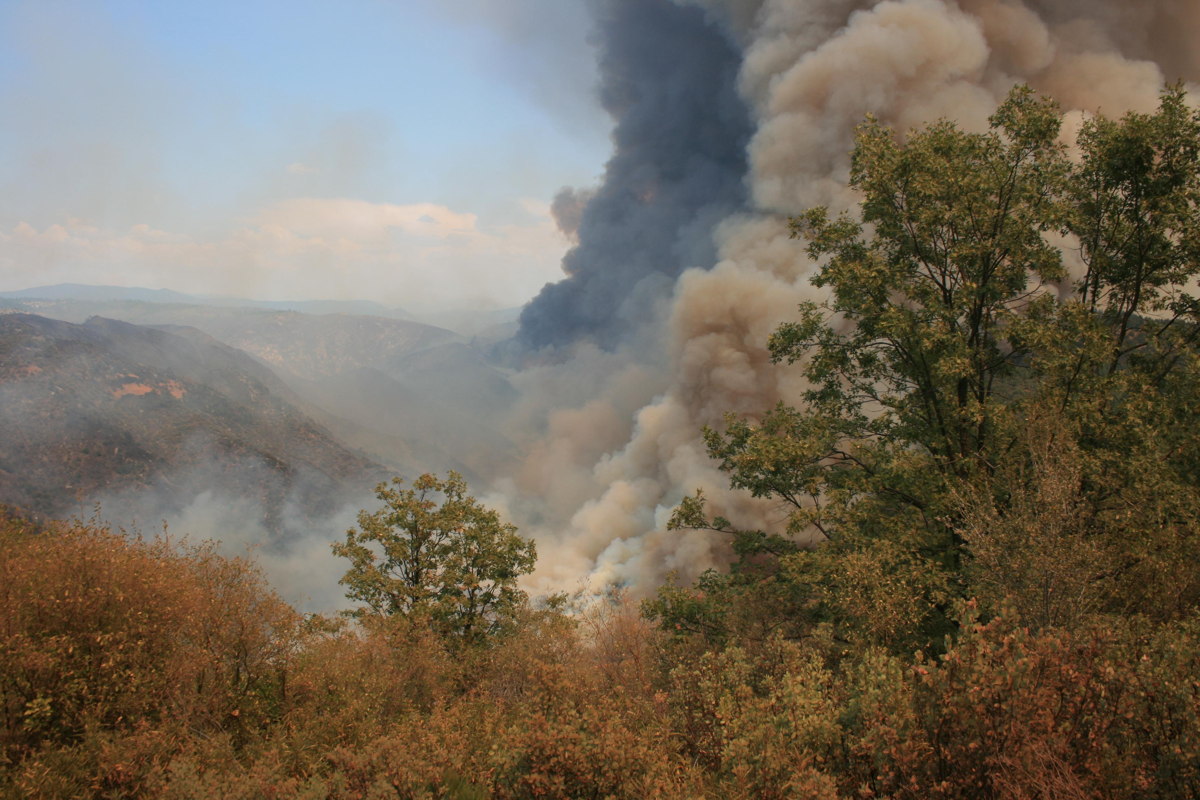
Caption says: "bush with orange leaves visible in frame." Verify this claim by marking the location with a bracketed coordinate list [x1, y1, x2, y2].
[144, 592, 707, 800]
[665, 603, 1200, 800]
[0, 513, 298, 798]
[4, 508, 1198, 799]
[889, 606, 1200, 800]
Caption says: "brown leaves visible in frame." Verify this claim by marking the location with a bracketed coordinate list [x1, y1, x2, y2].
[0, 513, 297, 796]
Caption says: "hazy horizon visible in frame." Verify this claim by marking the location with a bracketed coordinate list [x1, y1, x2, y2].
[0, 0, 610, 315]
[0, 279, 528, 316]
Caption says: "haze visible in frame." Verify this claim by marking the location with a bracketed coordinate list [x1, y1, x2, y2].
[0, 0, 609, 313]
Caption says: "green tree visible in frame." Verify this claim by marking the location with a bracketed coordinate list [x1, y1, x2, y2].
[333, 471, 537, 642]
[662, 85, 1200, 650]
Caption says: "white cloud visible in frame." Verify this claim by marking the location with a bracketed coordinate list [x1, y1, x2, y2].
[254, 197, 478, 241]
[0, 197, 571, 312]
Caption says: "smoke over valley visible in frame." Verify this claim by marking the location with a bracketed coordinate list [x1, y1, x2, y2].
[2, 0, 1199, 608]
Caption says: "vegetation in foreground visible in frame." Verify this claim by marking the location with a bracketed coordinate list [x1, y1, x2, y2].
[4, 86, 1200, 798]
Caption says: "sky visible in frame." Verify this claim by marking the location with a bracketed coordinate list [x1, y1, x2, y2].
[0, 0, 610, 312]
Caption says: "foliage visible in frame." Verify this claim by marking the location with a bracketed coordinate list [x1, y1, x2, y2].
[3, 513, 1200, 797]
[0, 513, 297, 798]
[332, 471, 537, 643]
[663, 84, 1200, 652]
[776, 87, 1067, 484]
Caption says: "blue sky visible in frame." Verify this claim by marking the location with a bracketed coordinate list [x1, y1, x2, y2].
[0, 0, 610, 311]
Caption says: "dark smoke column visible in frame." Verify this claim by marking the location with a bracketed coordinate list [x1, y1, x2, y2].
[517, 0, 752, 351]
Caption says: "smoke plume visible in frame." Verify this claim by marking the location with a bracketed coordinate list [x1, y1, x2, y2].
[516, 0, 754, 351]
[508, 0, 1200, 593]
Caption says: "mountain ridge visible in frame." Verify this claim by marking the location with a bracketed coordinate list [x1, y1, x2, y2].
[0, 312, 385, 536]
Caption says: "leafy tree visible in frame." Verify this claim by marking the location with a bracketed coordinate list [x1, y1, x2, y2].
[333, 471, 537, 642]
[662, 85, 1200, 650]
[1070, 85, 1200, 376]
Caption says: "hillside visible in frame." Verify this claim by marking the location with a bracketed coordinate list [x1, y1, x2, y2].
[0, 295, 523, 480]
[0, 313, 384, 535]
[0, 299, 456, 377]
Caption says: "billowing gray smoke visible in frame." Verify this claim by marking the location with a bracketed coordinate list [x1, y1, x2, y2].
[516, 0, 753, 350]
[500, 0, 1200, 595]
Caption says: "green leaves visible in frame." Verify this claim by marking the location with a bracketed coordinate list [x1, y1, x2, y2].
[792, 88, 1070, 472]
[668, 84, 1200, 654]
[1069, 84, 1200, 379]
[333, 471, 536, 643]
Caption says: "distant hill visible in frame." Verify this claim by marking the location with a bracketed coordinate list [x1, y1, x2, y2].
[295, 360, 520, 481]
[0, 295, 463, 379]
[0, 290, 525, 484]
[0, 283, 414, 320]
[0, 313, 385, 536]
[418, 306, 523, 339]
[0, 284, 201, 304]
[156, 308, 462, 382]
[0, 283, 529, 336]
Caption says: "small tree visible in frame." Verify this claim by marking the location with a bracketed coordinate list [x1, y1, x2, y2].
[333, 471, 536, 642]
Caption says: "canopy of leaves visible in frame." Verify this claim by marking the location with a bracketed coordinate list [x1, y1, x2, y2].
[656, 85, 1200, 654]
[7, 510, 1200, 799]
[333, 471, 537, 643]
